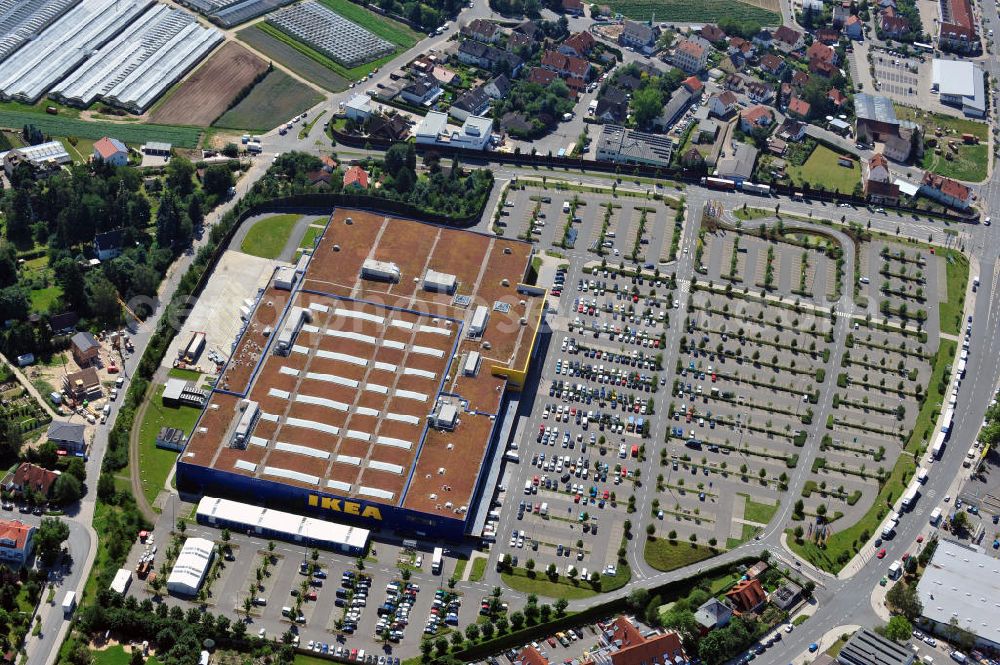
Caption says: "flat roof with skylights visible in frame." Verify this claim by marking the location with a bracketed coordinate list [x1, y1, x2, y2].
[177, 210, 544, 540]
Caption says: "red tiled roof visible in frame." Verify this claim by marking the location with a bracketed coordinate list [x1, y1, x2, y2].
[518, 646, 548, 665]
[93, 136, 125, 159]
[945, 0, 974, 29]
[760, 54, 784, 72]
[677, 39, 705, 58]
[528, 67, 559, 87]
[792, 70, 810, 86]
[717, 90, 738, 107]
[562, 0, 584, 11]
[11, 463, 59, 497]
[807, 41, 835, 63]
[741, 104, 772, 125]
[608, 617, 686, 665]
[774, 25, 801, 45]
[788, 96, 811, 117]
[701, 24, 726, 42]
[343, 165, 369, 189]
[563, 31, 596, 54]
[922, 172, 971, 201]
[682, 75, 703, 93]
[541, 50, 590, 77]
[870, 153, 889, 170]
[846, 13, 861, 25]
[0, 519, 32, 552]
[828, 88, 847, 105]
[726, 578, 767, 612]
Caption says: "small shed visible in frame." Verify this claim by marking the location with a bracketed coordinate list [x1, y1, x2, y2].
[162, 378, 187, 407]
[143, 142, 172, 156]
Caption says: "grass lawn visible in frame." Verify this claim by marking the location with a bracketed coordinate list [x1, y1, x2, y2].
[603, 0, 778, 24]
[167, 368, 202, 382]
[452, 558, 467, 580]
[0, 110, 201, 147]
[733, 206, 772, 221]
[240, 213, 302, 259]
[919, 142, 988, 182]
[644, 538, 719, 572]
[787, 339, 956, 572]
[469, 558, 487, 582]
[316, 0, 419, 47]
[895, 104, 988, 140]
[825, 636, 848, 656]
[0, 99, 83, 118]
[741, 494, 779, 524]
[214, 70, 324, 131]
[786, 144, 861, 194]
[93, 646, 162, 665]
[895, 104, 989, 182]
[939, 248, 969, 335]
[500, 568, 599, 599]
[299, 224, 324, 251]
[30, 286, 62, 314]
[137, 385, 204, 506]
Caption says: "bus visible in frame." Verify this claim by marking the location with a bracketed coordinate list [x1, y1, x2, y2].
[931, 432, 946, 459]
[701, 177, 736, 191]
[431, 547, 443, 575]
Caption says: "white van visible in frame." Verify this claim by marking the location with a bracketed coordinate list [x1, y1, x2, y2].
[562, 201, 571, 213]
[917, 467, 928, 483]
[540, 502, 549, 517]
[281, 606, 293, 617]
[930, 507, 942, 525]
[524, 480, 532, 495]
[887, 560, 902, 580]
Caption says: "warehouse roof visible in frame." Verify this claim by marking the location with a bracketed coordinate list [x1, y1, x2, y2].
[197, 496, 369, 549]
[837, 628, 914, 665]
[854, 93, 899, 125]
[916, 539, 1000, 647]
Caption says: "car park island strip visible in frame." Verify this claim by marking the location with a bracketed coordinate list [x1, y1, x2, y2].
[176, 209, 545, 541]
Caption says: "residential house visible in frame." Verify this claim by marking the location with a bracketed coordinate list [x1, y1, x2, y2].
[462, 18, 500, 43]
[345, 94, 372, 122]
[0, 520, 34, 567]
[506, 31, 533, 52]
[787, 96, 811, 119]
[366, 113, 411, 141]
[767, 136, 787, 155]
[694, 598, 733, 635]
[880, 7, 909, 38]
[604, 616, 687, 665]
[740, 104, 773, 132]
[708, 91, 739, 118]
[343, 166, 369, 189]
[451, 86, 491, 121]
[816, 27, 842, 44]
[701, 24, 726, 44]
[563, 75, 587, 96]
[620, 19, 658, 53]
[615, 73, 643, 92]
[833, 0, 853, 25]
[807, 41, 838, 66]
[724, 72, 745, 92]
[673, 38, 708, 74]
[595, 86, 628, 123]
[2, 141, 71, 179]
[715, 142, 759, 185]
[48, 311, 79, 334]
[844, 14, 863, 39]
[810, 58, 837, 77]
[595, 125, 674, 167]
[725, 578, 768, 613]
[866, 177, 902, 205]
[752, 28, 772, 48]
[400, 77, 442, 106]
[306, 171, 332, 190]
[527, 67, 559, 88]
[680, 147, 706, 169]
[94, 229, 123, 261]
[828, 88, 847, 107]
[3, 463, 59, 500]
[760, 53, 786, 76]
[513, 19, 542, 41]
[559, 31, 596, 58]
[920, 172, 972, 209]
[515, 646, 548, 665]
[938, 0, 977, 53]
[451, 115, 493, 150]
[868, 153, 891, 182]
[92, 137, 128, 166]
[653, 86, 695, 130]
[682, 75, 703, 95]
[71, 331, 99, 367]
[63, 366, 101, 401]
[562, 0, 584, 16]
[431, 66, 458, 86]
[457, 41, 523, 75]
[771, 582, 803, 610]
[483, 75, 510, 99]
[773, 25, 802, 50]
[541, 50, 591, 80]
[320, 155, 337, 172]
[727, 37, 754, 60]
[695, 117, 720, 143]
[791, 70, 811, 88]
[746, 80, 775, 104]
[47, 421, 87, 455]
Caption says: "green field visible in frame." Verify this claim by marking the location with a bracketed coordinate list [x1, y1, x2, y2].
[237, 26, 349, 92]
[93, 645, 162, 665]
[939, 248, 969, 335]
[919, 142, 988, 182]
[895, 105, 989, 182]
[0, 99, 83, 118]
[240, 214, 303, 259]
[786, 144, 861, 194]
[0, 110, 201, 147]
[604, 0, 778, 23]
[644, 538, 719, 572]
[500, 568, 599, 599]
[316, 0, 419, 47]
[137, 385, 204, 506]
[214, 70, 324, 131]
[741, 494, 779, 525]
[30, 286, 62, 313]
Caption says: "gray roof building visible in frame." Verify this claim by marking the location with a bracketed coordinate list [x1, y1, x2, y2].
[694, 598, 732, 631]
[595, 125, 674, 168]
[837, 628, 915, 665]
[854, 93, 899, 125]
[915, 539, 1000, 648]
[715, 142, 758, 182]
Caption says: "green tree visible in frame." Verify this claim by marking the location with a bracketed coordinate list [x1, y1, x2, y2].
[202, 165, 234, 198]
[883, 615, 912, 642]
[51, 473, 83, 505]
[35, 517, 70, 566]
[886, 581, 923, 620]
[632, 87, 663, 129]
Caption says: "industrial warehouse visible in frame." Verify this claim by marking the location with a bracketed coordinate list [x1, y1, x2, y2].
[0, 0, 221, 111]
[176, 210, 545, 541]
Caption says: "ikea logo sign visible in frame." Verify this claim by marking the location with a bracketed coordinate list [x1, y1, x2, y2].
[308, 495, 383, 520]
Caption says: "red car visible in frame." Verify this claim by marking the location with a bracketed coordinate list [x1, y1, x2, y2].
[877, 548, 887, 559]
[916, 535, 924, 543]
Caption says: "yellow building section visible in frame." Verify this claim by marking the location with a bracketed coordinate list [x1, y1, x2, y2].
[491, 283, 547, 390]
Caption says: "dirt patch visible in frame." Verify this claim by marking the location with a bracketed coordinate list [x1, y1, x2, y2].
[150, 42, 269, 126]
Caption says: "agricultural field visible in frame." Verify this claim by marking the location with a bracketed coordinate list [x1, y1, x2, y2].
[213, 69, 323, 131]
[0, 110, 201, 147]
[150, 42, 270, 127]
[602, 0, 779, 24]
[0, 364, 51, 436]
[256, 21, 398, 81]
[236, 25, 348, 91]
[316, 0, 419, 48]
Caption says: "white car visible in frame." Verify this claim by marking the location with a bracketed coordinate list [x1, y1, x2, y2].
[785, 624, 793, 633]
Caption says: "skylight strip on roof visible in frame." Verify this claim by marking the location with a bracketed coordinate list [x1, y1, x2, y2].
[368, 460, 404, 474]
[355, 407, 380, 417]
[263, 466, 320, 485]
[234, 459, 257, 472]
[316, 349, 368, 366]
[302, 324, 320, 334]
[336, 455, 361, 466]
[279, 366, 300, 376]
[326, 479, 352, 492]
[390, 320, 414, 330]
[411, 345, 444, 358]
[395, 389, 428, 402]
[268, 388, 291, 399]
[306, 372, 359, 388]
[309, 303, 330, 313]
[346, 430, 371, 442]
[296, 394, 349, 411]
[357, 486, 394, 500]
[382, 340, 405, 350]
[260, 412, 279, 422]
[418, 324, 450, 336]
[291, 345, 310, 355]
[285, 416, 340, 436]
[249, 436, 269, 447]
[403, 368, 436, 379]
[385, 413, 420, 425]
[327, 330, 376, 345]
[275, 441, 331, 459]
[376, 436, 412, 450]
[373, 361, 397, 372]
[364, 383, 389, 395]
[335, 308, 384, 325]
